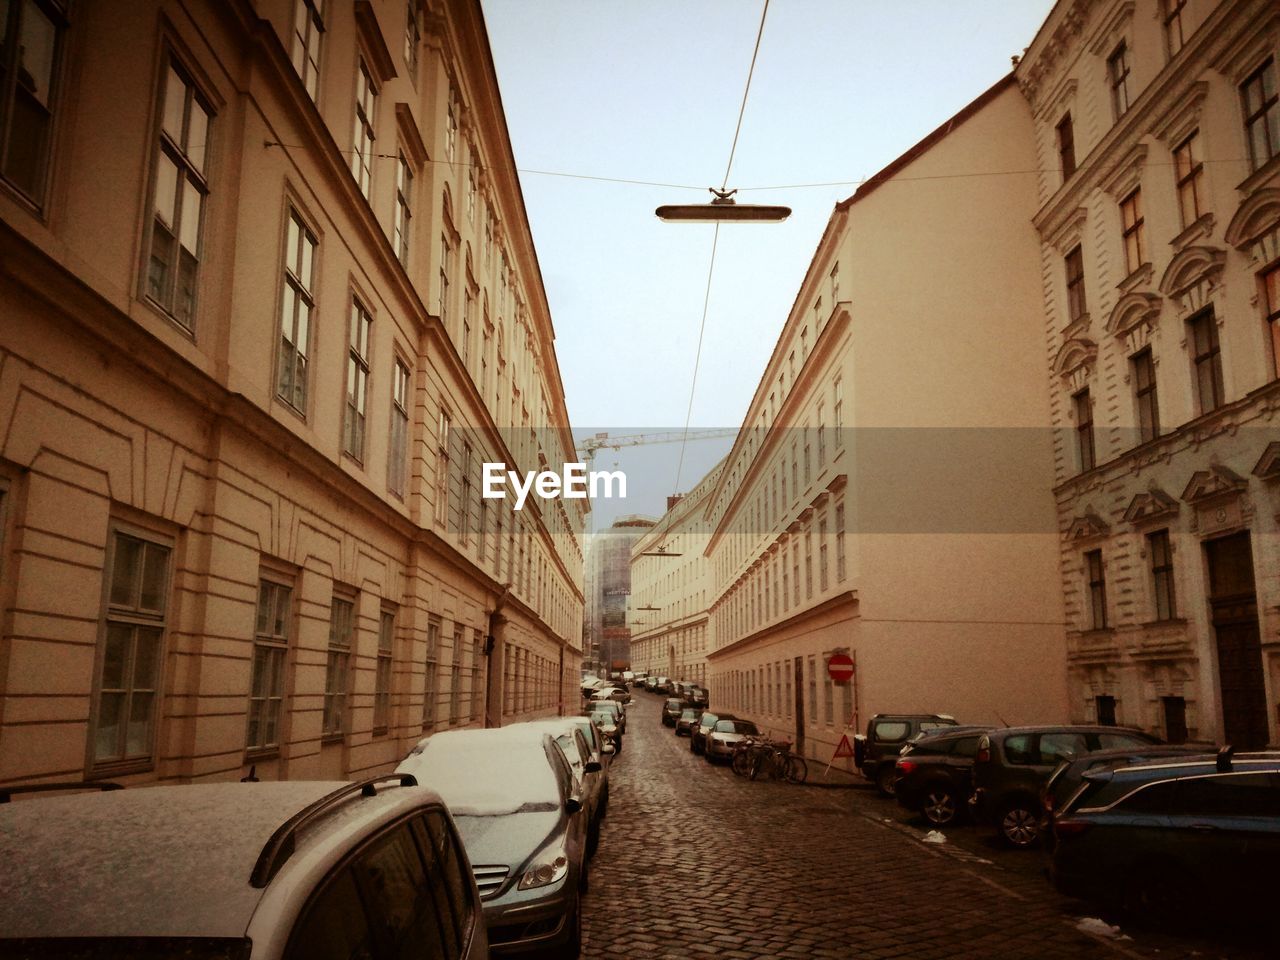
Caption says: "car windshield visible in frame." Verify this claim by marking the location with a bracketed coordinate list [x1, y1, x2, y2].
[589, 712, 615, 726]
[400, 734, 560, 814]
[715, 720, 756, 734]
[0, 940, 252, 959]
[665, 699, 681, 708]
[680, 709, 699, 719]
[699, 714, 719, 727]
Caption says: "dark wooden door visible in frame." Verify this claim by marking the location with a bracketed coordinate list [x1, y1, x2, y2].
[1205, 532, 1268, 750]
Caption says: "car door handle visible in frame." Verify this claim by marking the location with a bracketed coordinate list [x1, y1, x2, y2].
[1189, 823, 1217, 832]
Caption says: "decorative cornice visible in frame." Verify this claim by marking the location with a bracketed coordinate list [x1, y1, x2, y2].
[1252, 442, 1280, 482]
[1052, 337, 1098, 378]
[1150, 81, 1208, 145]
[354, 1, 397, 83]
[1098, 142, 1148, 199]
[1122, 487, 1179, 524]
[1105, 290, 1161, 337]
[394, 102, 429, 166]
[1157, 245, 1226, 297]
[1181, 464, 1248, 505]
[1084, 0, 1134, 57]
[1066, 510, 1111, 542]
[1223, 187, 1280, 250]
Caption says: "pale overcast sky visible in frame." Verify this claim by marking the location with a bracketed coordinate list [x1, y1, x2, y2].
[479, 1, 1057, 519]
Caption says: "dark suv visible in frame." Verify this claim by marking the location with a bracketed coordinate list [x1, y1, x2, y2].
[969, 725, 1160, 848]
[854, 714, 959, 795]
[1049, 749, 1280, 923]
[893, 726, 992, 826]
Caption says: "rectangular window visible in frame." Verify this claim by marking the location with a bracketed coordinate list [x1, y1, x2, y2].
[1173, 130, 1204, 229]
[277, 208, 317, 413]
[784, 661, 792, 719]
[291, 0, 324, 101]
[835, 502, 846, 581]
[1095, 694, 1117, 726]
[1074, 388, 1095, 472]
[145, 58, 210, 330]
[247, 578, 290, 752]
[323, 595, 354, 738]
[445, 88, 458, 161]
[374, 610, 394, 733]
[1065, 245, 1086, 322]
[818, 515, 829, 592]
[792, 542, 800, 606]
[394, 151, 413, 264]
[343, 299, 372, 462]
[471, 629, 483, 722]
[0, 0, 65, 204]
[438, 235, 452, 324]
[403, 1, 419, 81]
[1056, 113, 1075, 179]
[833, 378, 843, 447]
[1148, 529, 1176, 621]
[423, 615, 440, 729]
[449, 624, 464, 724]
[1189, 310, 1224, 414]
[459, 441, 473, 545]
[1132, 348, 1159, 444]
[1120, 188, 1145, 276]
[816, 406, 826, 467]
[1162, 695, 1188, 744]
[807, 656, 817, 727]
[1085, 549, 1107, 630]
[351, 58, 376, 197]
[1241, 58, 1279, 172]
[1162, 0, 1185, 58]
[804, 530, 813, 599]
[1108, 42, 1131, 119]
[389, 357, 410, 497]
[435, 409, 450, 525]
[1264, 264, 1280, 381]
[94, 529, 171, 768]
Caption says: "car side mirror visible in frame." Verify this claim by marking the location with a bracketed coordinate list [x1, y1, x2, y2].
[601, 742, 616, 755]
[585, 759, 602, 773]
[566, 795, 582, 814]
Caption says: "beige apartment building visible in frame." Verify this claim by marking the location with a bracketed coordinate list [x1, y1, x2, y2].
[0, 0, 584, 789]
[1017, 0, 1280, 748]
[629, 466, 723, 685]
[700, 75, 1071, 766]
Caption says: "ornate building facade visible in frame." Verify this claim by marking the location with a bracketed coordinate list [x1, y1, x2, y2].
[1017, 0, 1280, 748]
[0, 0, 584, 788]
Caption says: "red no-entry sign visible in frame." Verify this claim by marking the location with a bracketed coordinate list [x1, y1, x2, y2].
[827, 653, 854, 683]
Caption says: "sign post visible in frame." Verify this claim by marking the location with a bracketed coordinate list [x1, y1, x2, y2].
[822, 652, 857, 780]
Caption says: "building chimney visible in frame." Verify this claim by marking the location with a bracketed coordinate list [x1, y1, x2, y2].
[666, 494, 684, 511]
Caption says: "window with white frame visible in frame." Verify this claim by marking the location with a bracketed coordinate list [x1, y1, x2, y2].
[1148, 529, 1176, 622]
[435, 408, 451, 525]
[343, 298, 372, 462]
[1241, 58, 1279, 172]
[247, 577, 290, 753]
[291, 0, 324, 101]
[323, 594, 354, 738]
[389, 357, 410, 497]
[1162, 0, 1185, 59]
[93, 529, 172, 768]
[1108, 42, 1131, 120]
[0, 0, 66, 205]
[423, 614, 440, 728]
[1265, 264, 1280, 381]
[1173, 130, 1204, 229]
[393, 151, 412, 264]
[449, 624, 464, 724]
[145, 57, 211, 331]
[818, 514, 829, 592]
[373, 609, 393, 733]
[277, 207, 317, 413]
[351, 58, 376, 198]
[1189, 309, 1223, 414]
[1120, 188, 1145, 276]
[403, 0, 419, 81]
[1085, 550, 1107, 630]
[835, 501, 846, 582]
[471, 628, 483, 722]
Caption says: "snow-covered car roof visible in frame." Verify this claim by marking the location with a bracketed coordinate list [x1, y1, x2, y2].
[397, 727, 563, 816]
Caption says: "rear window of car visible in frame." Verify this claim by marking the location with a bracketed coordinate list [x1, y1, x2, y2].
[951, 736, 982, 758]
[1039, 732, 1089, 764]
[1175, 772, 1280, 817]
[873, 721, 910, 741]
[681, 709, 699, 719]
[666, 699, 682, 708]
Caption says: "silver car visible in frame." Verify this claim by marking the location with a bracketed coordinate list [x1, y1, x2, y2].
[705, 718, 761, 763]
[398, 726, 589, 958]
[0, 777, 488, 959]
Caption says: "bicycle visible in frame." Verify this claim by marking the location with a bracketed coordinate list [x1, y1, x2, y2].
[731, 737, 769, 777]
[750, 739, 809, 784]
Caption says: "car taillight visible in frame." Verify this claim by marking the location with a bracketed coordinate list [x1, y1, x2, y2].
[896, 759, 916, 775]
[1053, 818, 1091, 838]
[976, 748, 990, 763]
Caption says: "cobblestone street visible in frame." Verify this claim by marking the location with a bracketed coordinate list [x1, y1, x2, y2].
[581, 695, 1266, 960]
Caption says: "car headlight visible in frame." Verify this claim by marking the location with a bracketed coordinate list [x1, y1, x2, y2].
[518, 848, 569, 890]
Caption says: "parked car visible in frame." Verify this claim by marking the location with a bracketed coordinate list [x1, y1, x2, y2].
[662, 697, 685, 727]
[690, 711, 736, 755]
[643, 676, 659, 693]
[398, 726, 589, 958]
[526, 718, 610, 849]
[1049, 749, 1280, 924]
[893, 726, 992, 826]
[591, 685, 632, 705]
[1039, 743, 1211, 826]
[0, 777, 488, 960]
[688, 686, 709, 708]
[854, 713, 959, 796]
[653, 676, 670, 695]
[591, 699, 626, 735]
[969, 725, 1161, 848]
[675, 707, 702, 737]
[587, 708, 623, 754]
[704, 718, 761, 764]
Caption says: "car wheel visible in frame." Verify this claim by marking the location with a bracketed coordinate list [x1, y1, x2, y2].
[998, 800, 1039, 848]
[921, 787, 958, 826]
[875, 765, 897, 797]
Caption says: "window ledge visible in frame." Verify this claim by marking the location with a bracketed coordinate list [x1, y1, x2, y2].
[320, 733, 344, 745]
[1236, 153, 1280, 196]
[1169, 213, 1215, 252]
[1140, 617, 1186, 628]
[244, 747, 280, 763]
[1117, 262, 1154, 295]
[88, 759, 154, 780]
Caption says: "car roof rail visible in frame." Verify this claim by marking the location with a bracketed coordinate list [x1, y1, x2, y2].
[1216, 745, 1234, 772]
[0, 781, 124, 804]
[249, 773, 419, 889]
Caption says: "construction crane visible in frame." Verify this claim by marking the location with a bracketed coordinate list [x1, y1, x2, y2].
[578, 429, 738, 470]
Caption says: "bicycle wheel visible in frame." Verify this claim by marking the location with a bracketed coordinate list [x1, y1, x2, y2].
[732, 747, 752, 777]
[786, 755, 808, 784]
